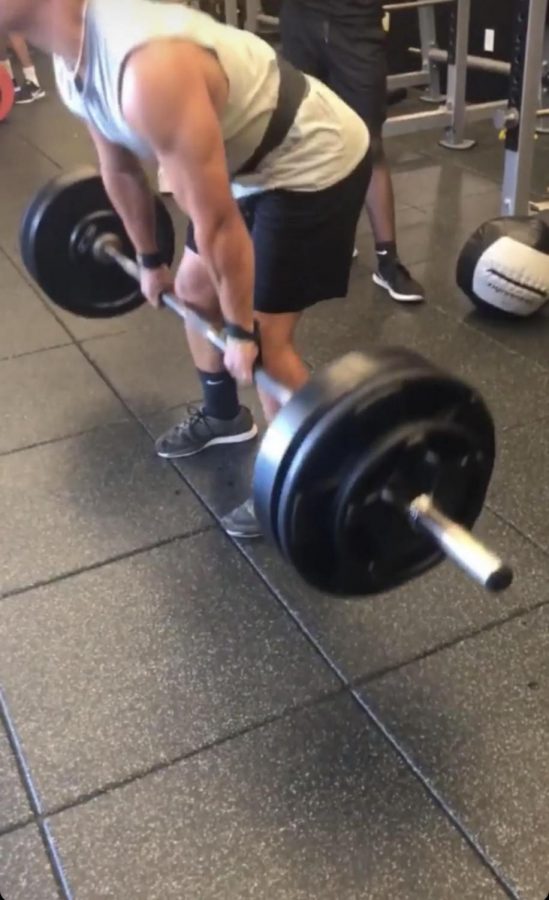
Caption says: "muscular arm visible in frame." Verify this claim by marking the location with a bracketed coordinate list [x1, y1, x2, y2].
[121, 42, 255, 331]
[87, 124, 159, 256]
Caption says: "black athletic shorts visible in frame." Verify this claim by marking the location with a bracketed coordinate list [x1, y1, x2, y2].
[279, 0, 388, 136]
[185, 153, 372, 315]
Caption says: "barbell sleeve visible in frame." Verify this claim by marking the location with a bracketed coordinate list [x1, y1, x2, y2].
[100, 239, 292, 406]
[407, 494, 513, 592]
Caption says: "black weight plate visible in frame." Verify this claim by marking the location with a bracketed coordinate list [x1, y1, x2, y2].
[254, 349, 495, 597]
[254, 351, 398, 547]
[329, 420, 489, 595]
[20, 168, 175, 318]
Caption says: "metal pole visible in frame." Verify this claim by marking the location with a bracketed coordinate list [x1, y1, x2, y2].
[409, 45, 511, 76]
[418, 5, 444, 102]
[223, 0, 239, 27]
[501, 0, 549, 216]
[536, 25, 549, 133]
[244, 0, 261, 31]
[384, 0, 455, 10]
[439, 0, 475, 149]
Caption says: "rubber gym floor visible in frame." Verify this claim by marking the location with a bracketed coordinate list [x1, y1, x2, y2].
[1, 56, 549, 900]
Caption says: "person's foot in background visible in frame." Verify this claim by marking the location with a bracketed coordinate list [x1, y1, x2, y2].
[14, 78, 45, 103]
[9, 32, 45, 103]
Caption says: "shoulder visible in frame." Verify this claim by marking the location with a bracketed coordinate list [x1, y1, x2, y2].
[122, 40, 205, 108]
[121, 40, 210, 140]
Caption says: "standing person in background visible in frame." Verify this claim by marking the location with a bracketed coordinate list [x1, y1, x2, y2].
[280, 0, 424, 303]
[9, 32, 46, 102]
[0, 30, 45, 103]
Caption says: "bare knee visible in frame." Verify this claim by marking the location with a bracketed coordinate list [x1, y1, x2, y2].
[259, 331, 308, 392]
[174, 252, 220, 320]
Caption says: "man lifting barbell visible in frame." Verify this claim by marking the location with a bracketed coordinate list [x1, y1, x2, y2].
[11, 0, 514, 595]
[2, 0, 372, 537]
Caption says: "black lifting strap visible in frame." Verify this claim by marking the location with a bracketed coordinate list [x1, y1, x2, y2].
[236, 55, 308, 177]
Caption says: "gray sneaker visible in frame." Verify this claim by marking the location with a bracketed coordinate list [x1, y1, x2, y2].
[155, 405, 257, 459]
[221, 497, 262, 539]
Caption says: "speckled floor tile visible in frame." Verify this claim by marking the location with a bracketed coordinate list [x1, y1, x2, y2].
[390, 162, 498, 211]
[0, 728, 29, 832]
[298, 301, 549, 430]
[0, 825, 60, 900]
[0, 133, 59, 260]
[0, 421, 210, 596]
[0, 252, 70, 361]
[0, 532, 336, 810]
[0, 345, 129, 454]
[49, 694, 510, 900]
[360, 603, 549, 900]
[83, 315, 201, 416]
[490, 422, 549, 550]
[239, 510, 547, 683]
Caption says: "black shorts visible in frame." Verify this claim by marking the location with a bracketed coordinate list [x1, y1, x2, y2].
[279, 0, 388, 136]
[185, 154, 372, 315]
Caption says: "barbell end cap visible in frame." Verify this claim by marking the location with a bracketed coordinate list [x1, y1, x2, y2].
[486, 564, 514, 593]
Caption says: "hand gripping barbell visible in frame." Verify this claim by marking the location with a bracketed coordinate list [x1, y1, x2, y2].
[19, 168, 514, 596]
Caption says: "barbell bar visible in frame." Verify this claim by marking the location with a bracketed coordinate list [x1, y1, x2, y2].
[19, 169, 514, 596]
[99, 237, 292, 407]
[96, 229, 511, 593]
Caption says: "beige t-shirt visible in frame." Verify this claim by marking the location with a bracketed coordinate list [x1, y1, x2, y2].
[54, 0, 369, 195]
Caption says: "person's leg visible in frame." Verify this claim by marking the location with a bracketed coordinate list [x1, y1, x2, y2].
[327, 20, 425, 302]
[0, 31, 15, 83]
[221, 155, 372, 539]
[154, 247, 257, 459]
[9, 33, 45, 102]
[279, 0, 328, 81]
[221, 308, 309, 539]
[364, 137, 396, 245]
[255, 309, 309, 423]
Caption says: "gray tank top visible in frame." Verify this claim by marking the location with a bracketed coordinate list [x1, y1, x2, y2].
[54, 0, 368, 193]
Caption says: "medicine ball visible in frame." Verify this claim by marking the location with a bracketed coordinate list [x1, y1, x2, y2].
[456, 215, 549, 318]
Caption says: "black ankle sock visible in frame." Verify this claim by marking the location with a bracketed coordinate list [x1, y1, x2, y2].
[375, 241, 398, 266]
[198, 369, 240, 420]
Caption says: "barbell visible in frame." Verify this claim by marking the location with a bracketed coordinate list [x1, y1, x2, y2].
[19, 168, 514, 597]
[0, 65, 15, 123]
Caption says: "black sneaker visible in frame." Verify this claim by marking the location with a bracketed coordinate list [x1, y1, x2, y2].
[14, 80, 45, 104]
[221, 498, 262, 539]
[373, 260, 425, 303]
[155, 405, 257, 459]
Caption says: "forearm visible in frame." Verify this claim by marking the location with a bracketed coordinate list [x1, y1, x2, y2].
[100, 161, 158, 254]
[195, 212, 255, 330]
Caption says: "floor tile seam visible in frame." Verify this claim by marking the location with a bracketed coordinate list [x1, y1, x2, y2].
[485, 503, 549, 558]
[71, 340, 234, 532]
[0, 687, 73, 900]
[0, 247, 81, 343]
[424, 301, 549, 386]
[349, 688, 522, 899]
[0, 814, 35, 838]
[10, 130, 64, 172]
[0, 341, 73, 364]
[0, 416, 132, 461]
[36, 686, 346, 823]
[353, 589, 549, 691]
[422, 151, 503, 188]
[0, 525, 214, 604]
[228, 538, 524, 899]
